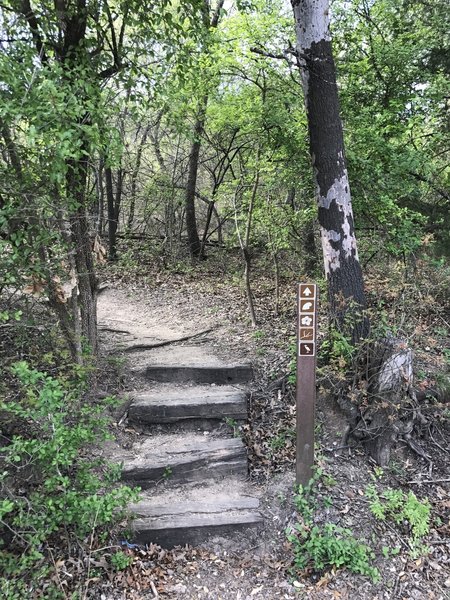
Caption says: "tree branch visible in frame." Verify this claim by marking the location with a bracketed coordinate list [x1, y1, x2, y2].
[19, 0, 48, 63]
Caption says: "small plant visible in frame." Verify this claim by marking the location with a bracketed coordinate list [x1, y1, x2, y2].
[371, 466, 384, 481]
[288, 470, 379, 582]
[289, 523, 379, 581]
[224, 417, 241, 437]
[107, 355, 127, 370]
[382, 545, 400, 558]
[277, 492, 286, 505]
[319, 328, 356, 368]
[163, 466, 173, 479]
[269, 428, 295, 451]
[252, 329, 265, 340]
[110, 550, 133, 571]
[365, 485, 431, 551]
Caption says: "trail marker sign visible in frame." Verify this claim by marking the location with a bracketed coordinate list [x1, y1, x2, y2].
[296, 283, 317, 486]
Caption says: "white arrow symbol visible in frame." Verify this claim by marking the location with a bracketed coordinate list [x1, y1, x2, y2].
[303, 287, 312, 296]
[302, 301, 313, 311]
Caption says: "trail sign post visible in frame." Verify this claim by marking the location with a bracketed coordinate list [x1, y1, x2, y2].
[296, 283, 317, 486]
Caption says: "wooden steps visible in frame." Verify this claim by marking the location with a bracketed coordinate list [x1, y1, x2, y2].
[119, 434, 248, 488]
[104, 337, 262, 548]
[130, 482, 262, 548]
[134, 364, 253, 385]
[128, 385, 248, 424]
[131, 345, 254, 385]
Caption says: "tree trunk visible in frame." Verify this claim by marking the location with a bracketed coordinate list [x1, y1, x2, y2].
[95, 158, 105, 235]
[184, 0, 225, 259]
[67, 155, 98, 357]
[292, 0, 368, 341]
[214, 204, 223, 244]
[303, 219, 317, 276]
[105, 166, 118, 261]
[199, 198, 216, 257]
[273, 250, 280, 316]
[234, 155, 260, 328]
[128, 125, 149, 232]
[185, 106, 206, 257]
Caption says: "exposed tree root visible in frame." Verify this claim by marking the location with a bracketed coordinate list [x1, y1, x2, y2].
[336, 336, 434, 466]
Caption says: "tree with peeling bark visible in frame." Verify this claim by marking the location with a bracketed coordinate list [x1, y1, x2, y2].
[290, 0, 433, 466]
[291, 0, 368, 341]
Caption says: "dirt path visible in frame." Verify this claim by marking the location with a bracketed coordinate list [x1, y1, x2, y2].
[93, 280, 450, 600]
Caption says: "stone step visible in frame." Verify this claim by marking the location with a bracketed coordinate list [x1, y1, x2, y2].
[129, 481, 263, 547]
[119, 433, 247, 489]
[128, 385, 248, 425]
[131, 345, 253, 385]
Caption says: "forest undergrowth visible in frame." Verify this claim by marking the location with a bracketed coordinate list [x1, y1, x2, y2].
[1, 242, 449, 598]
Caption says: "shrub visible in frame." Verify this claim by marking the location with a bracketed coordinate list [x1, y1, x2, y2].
[0, 362, 139, 597]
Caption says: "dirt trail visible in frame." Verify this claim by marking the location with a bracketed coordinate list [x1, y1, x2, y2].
[92, 281, 449, 600]
[98, 286, 214, 344]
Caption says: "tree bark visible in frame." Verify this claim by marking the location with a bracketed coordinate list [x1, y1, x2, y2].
[292, 0, 368, 341]
[127, 126, 149, 232]
[57, 1, 98, 359]
[67, 154, 98, 357]
[184, 0, 225, 259]
[234, 153, 260, 328]
[303, 219, 317, 276]
[185, 108, 205, 257]
[105, 166, 117, 261]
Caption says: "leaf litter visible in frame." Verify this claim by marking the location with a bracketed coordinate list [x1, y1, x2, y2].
[87, 253, 450, 599]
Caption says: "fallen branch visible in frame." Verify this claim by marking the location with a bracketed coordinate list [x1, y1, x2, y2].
[407, 478, 450, 485]
[119, 327, 215, 353]
[98, 327, 131, 334]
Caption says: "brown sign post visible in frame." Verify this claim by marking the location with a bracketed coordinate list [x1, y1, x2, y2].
[296, 283, 317, 486]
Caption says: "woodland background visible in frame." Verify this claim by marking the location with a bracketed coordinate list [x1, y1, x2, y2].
[0, 0, 449, 597]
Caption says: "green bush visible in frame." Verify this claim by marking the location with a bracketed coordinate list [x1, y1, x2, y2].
[0, 362, 139, 597]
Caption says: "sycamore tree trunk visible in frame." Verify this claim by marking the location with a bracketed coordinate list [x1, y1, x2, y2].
[291, 0, 430, 465]
[292, 0, 367, 341]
